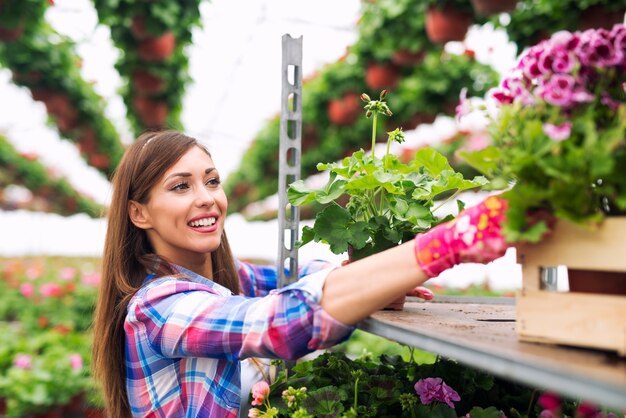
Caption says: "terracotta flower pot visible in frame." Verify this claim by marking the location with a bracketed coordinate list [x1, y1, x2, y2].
[131, 15, 149, 40]
[77, 127, 98, 154]
[365, 62, 401, 90]
[425, 5, 473, 44]
[0, 23, 24, 42]
[133, 96, 169, 127]
[88, 153, 111, 170]
[391, 49, 426, 66]
[327, 92, 362, 126]
[470, 0, 518, 16]
[137, 32, 176, 62]
[578, 5, 625, 31]
[132, 69, 166, 95]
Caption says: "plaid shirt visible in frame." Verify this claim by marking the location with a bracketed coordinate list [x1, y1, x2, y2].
[125, 260, 353, 417]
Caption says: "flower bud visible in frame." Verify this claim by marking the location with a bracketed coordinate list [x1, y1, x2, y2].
[360, 93, 371, 102]
[366, 110, 372, 118]
[380, 90, 387, 100]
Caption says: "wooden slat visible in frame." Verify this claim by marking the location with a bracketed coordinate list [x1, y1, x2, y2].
[517, 290, 626, 355]
[517, 217, 626, 273]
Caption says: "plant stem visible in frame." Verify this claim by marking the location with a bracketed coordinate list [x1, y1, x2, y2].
[371, 113, 377, 158]
[431, 190, 462, 214]
[353, 376, 360, 410]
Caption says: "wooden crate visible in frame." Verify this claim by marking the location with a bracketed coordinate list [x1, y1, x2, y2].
[516, 217, 626, 355]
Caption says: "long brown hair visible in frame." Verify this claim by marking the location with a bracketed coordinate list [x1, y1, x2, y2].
[92, 131, 240, 417]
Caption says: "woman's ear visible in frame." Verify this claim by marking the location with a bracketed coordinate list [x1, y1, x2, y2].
[128, 201, 152, 230]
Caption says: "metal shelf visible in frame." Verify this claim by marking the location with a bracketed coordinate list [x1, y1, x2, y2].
[358, 296, 626, 410]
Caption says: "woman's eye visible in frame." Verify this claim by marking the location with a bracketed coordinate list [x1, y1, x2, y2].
[171, 182, 189, 191]
[206, 178, 221, 187]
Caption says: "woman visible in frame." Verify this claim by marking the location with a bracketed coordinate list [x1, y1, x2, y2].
[92, 130, 508, 417]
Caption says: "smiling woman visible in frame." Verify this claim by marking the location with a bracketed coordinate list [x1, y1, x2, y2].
[91, 130, 511, 418]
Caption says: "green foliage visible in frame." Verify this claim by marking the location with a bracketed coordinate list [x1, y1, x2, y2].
[0, 14, 125, 179]
[288, 92, 487, 259]
[224, 0, 499, 216]
[491, 0, 626, 51]
[93, 0, 204, 134]
[0, 136, 103, 217]
[251, 352, 539, 417]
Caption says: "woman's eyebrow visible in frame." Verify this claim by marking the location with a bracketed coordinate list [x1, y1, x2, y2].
[164, 168, 216, 182]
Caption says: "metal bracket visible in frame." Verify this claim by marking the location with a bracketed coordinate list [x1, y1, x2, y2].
[277, 34, 303, 288]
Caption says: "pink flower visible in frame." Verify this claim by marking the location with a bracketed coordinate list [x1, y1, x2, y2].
[414, 377, 460, 409]
[14, 354, 32, 369]
[538, 410, 557, 418]
[19, 283, 34, 298]
[59, 267, 77, 281]
[538, 392, 561, 411]
[69, 353, 83, 371]
[250, 381, 270, 406]
[81, 272, 101, 287]
[39, 283, 64, 298]
[455, 88, 470, 123]
[543, 122, 572, 141]
[25, 266, 42, 280]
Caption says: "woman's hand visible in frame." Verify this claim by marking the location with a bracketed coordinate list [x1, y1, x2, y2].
[414, 196, 509, 278]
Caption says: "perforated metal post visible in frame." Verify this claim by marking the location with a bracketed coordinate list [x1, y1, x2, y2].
[277, 34, 303, 288]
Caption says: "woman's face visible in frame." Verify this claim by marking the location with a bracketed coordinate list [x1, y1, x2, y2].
[130, 145, 228, 267]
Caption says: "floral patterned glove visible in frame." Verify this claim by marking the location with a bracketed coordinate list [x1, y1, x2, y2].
[414, 196, 508, 278]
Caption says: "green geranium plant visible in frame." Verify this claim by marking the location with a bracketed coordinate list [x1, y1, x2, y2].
[288, 91, 488, 260]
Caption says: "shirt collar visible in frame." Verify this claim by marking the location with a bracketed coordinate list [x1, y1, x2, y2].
[145, 260, 234, 297]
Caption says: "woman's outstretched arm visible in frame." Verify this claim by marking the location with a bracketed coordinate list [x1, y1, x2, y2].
[321, 196, 509, 324]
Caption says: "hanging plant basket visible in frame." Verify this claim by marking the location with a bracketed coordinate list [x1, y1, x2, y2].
[391, 48, 426, 66]
[132, 69, 166, 95]
[137, 32, 176, 62]
[470, 0, 518, 16]
[365, 62, 401, 90]
[425, 5, 473, 44]
[133, 96, 169, 127]
[578, 5, 625, 31]
[327, 92, 361, 126]
[0, 24, 23, 42]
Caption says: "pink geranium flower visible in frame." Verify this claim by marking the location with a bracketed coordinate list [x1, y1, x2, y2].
[250, 381, 270, 406]
[538, 391, 561, 411]
[19, 283, 34, 298]
[39, 283, 64, 298]
[543, 122, 572, 142]
[414, 377, 461, 409]
[59, 267, 77, 281]
[14, 354, 32, 369]
[70, 353, 83, 371]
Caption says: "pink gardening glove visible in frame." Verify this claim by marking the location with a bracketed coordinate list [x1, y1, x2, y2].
[414, 196, 508, 278]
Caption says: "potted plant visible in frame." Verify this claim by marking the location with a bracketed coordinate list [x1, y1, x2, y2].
[459, 25, 626, 353]
[288, 91, 487, 309]
[424, 0, 475, 44]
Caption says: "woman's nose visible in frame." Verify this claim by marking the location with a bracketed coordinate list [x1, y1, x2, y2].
[195, 184, 215, 207]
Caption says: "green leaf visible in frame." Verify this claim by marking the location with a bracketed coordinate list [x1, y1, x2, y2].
[312, 205, 369, 254]
[468, 406, 506, 418]
[412, 148, 453, 176]
[305, 386, 347, 418]
[458, 146, 501, 177]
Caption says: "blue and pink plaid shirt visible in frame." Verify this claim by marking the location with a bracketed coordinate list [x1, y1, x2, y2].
[124, 260, 353, 417]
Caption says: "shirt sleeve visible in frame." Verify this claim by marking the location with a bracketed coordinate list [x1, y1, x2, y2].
[237, 259, 336, 297]
[126, 269, 354, 362]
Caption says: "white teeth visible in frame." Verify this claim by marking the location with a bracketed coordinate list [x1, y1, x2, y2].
[189, 217, 216, 227]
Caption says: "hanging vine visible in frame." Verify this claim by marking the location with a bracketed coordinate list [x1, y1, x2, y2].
[0, 135, 103, 218]
[0, 2, 126, 180]
[93, 0, 204, 135]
